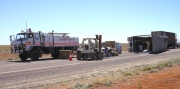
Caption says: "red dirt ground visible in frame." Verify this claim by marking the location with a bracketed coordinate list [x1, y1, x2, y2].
[97, 65, 180, 89]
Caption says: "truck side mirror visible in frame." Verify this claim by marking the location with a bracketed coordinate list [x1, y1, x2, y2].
[10, 35, 15, 41]
[10, 36, 12, 41]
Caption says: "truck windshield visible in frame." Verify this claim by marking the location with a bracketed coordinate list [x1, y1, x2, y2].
[16, 33, 27, 41]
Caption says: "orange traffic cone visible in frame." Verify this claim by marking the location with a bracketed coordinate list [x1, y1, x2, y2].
[69, 54, 72, 61]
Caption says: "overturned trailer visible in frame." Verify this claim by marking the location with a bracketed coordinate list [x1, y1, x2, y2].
[127, 32, 168, 53]
[151, 31, 177, 48]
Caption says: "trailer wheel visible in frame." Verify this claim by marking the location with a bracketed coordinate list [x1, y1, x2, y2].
[19, 53, 28, 61]
[82, 55, 87, 60]
[30, 50, 40, 61]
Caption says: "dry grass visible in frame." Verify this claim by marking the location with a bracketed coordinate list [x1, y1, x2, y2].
[0, 45, 11, 52]
[0, 45, 19, 60]
[120, 43, 128, 52]
[66, 75, 119, 89]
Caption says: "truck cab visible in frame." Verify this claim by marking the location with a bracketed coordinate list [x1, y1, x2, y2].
[10, 28, 42, 61]
[10, 29, 41, 54]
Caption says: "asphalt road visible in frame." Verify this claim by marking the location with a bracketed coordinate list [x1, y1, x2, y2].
[0, 49, 180, 89]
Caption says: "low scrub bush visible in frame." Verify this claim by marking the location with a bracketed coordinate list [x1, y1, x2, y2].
[124, 72, 132, 76]
[72, 83, 89, 89]
[137, 82, 142, 89]
[142, 66, 152, 71]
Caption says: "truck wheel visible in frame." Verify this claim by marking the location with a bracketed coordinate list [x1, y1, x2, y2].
[19, 53, 28, 61]
[30, 50, 40, 61]
[82, 55, 87, 60]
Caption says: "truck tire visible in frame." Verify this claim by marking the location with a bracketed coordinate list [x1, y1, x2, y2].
[19, 53, 28, 61]
[30, 50, 40, 61]
[82, 55, 87, 60]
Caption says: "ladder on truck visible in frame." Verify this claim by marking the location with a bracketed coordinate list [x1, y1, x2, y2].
[49, 44, 54, 53]
[49, 31, 55, 53]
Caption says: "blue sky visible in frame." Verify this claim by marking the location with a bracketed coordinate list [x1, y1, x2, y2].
[0, 0, 180, 45]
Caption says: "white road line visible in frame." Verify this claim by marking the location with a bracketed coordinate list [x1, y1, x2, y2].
[0, 54, 150, 75]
